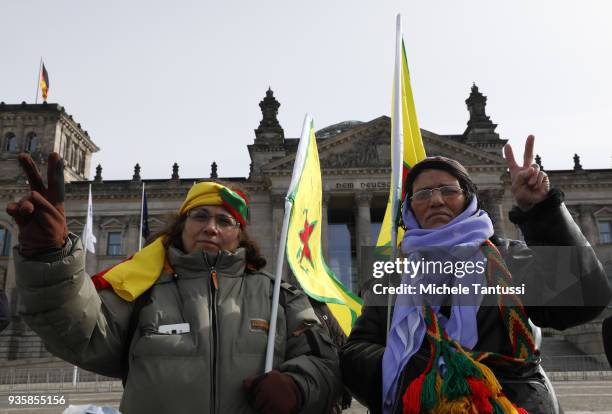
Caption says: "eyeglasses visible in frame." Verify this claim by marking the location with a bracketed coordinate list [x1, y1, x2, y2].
[410, 185, 464, 203]
[186, 208, 240, 229]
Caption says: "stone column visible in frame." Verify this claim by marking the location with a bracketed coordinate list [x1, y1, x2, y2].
[578, 205, 599, 245]
[355, 192, 372, 290]
[15, 115, 24, 152]
[271, 194, 285, 259]
[355, 192, 373, 248]
[57, 122, 65, 156]
[4, 223, 17, 292]
[270, 194, 291, 281]
[322, 193, 331, 258]
[126, 215, 140, 256]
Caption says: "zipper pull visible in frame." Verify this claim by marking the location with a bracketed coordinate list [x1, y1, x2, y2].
[211, 268, 219, 290]
[203, 251, 219, 290]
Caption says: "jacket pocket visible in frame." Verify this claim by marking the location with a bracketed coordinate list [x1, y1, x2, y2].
[132, 331, 196, 357]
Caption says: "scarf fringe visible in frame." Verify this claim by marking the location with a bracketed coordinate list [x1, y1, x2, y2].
[467, 377, 493, 413]
[402, 332, 531, 414]
[431, 396, 477, 414]
[400, 242, 534, 414]
[494, 395, 519, 414]
[402, 373, 425, 414]
[421, 370, 438, 411]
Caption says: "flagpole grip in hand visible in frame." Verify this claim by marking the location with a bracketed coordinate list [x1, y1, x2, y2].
[6, 153, 68, 257]
[244, 369, 303, 414]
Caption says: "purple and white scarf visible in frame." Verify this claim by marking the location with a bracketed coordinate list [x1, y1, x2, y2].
[381, 196, 494, 413]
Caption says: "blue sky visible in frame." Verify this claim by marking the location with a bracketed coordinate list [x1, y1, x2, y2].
[2, 0, 611, 179]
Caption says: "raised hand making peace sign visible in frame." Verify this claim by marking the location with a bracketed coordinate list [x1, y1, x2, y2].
[5, 153, 68, 257]
[503, 135, 550, 211]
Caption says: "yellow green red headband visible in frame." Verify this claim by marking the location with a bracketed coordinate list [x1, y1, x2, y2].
[179, 182, 249, 226]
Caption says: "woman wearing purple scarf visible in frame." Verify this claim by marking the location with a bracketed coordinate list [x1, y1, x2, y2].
[341, 136, 611, 414]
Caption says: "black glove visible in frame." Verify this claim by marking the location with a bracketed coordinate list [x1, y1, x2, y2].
[243, 369, 303, 414]
[6, 153, 67, 257]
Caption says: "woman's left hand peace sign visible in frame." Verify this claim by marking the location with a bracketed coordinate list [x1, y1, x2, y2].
[503, 135, 550, 211]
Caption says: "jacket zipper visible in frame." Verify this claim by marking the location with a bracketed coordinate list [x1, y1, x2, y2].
[205, 253, 219, 414]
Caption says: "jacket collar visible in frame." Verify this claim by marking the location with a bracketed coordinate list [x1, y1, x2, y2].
[166, 245, 247, 278]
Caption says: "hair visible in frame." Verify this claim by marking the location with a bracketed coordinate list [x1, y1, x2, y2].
[404, 156, 481, 210]
[147, 181, 267, 272]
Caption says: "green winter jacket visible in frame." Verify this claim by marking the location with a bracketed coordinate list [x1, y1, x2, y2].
[15, 234, 342, 414]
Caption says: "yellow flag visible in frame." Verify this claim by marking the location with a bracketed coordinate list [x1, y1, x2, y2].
[375, 37, 427, 256]
[286, 117, 362, 335]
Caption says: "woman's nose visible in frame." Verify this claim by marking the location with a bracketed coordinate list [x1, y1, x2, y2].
[201, 219, 219, 234]
[429, 190, 445, 206]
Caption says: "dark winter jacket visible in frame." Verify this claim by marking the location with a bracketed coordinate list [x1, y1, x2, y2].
[341, 189, 611, 414]
[15, 237, 343, 414]
[309, 298, 353, 413]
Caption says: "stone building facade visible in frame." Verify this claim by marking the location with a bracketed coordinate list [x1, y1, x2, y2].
[0, 86, 611, 362]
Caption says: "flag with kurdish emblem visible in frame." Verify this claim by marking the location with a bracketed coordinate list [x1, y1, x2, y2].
[285, 116, 362, 336]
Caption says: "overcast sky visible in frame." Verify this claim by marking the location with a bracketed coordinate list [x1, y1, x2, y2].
[3, 0, 611, 180]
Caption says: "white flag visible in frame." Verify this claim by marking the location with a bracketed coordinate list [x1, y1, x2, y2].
[82, 184, 96, 253]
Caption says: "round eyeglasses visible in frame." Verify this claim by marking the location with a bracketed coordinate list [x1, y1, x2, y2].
[410, 185, 464, 203]
[186, 208, 240, 229]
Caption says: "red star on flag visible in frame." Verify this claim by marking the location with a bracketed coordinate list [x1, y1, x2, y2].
[299, 211, 316, 266]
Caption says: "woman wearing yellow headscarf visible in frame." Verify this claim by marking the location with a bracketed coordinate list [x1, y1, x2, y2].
[9, 153, 342, 414]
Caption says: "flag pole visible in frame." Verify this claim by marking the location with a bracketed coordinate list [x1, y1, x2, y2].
[387, 14, 405, 332]
[264, 199, 293, 372]
[138, 182, 145, 251]
[390, 14, 404, 266]
[264, 114, 312, 372]
[35, 57, 42, 104]
[82, 183, 91, 252]
[74, 183, 89, 386]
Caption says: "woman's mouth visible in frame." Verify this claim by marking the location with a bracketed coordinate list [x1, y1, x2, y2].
[427, 212, 451, 221]
[198, 240, 219, 248]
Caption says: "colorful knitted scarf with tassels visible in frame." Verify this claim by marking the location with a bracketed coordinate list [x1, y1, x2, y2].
[401, 240, 538, 414]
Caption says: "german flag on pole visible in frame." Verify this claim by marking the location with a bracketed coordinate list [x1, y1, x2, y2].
[40, 63, 49, 101]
